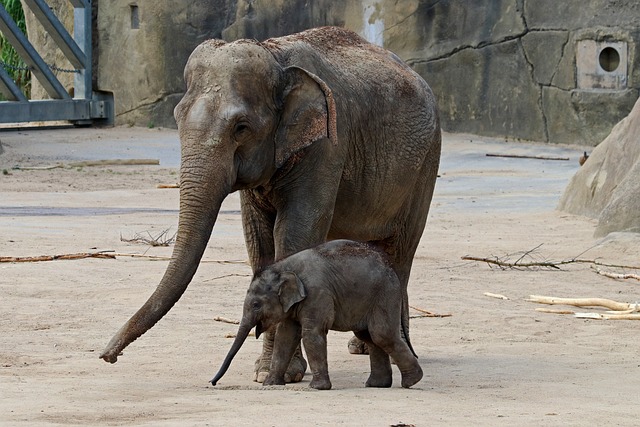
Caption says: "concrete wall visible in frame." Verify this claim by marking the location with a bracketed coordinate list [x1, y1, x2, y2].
[24, 1, 640, 144]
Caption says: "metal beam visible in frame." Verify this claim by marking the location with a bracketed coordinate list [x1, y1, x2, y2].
[0, 4, 70, 100]
[73, 0, 92, 100]
[0, 65, 28, 102]
[21, 0, 86, 69]
[0, 99, 108, 122]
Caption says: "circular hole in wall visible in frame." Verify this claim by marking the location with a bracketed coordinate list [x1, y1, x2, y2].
[599, 47, 620, 72]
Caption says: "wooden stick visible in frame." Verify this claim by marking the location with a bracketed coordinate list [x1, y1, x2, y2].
[14, 159, 160, 170]
[0, 252, 116, 262]
[535, 308, 575, 314]
[527, 295, 638, 312]
[0, 251, 248, 264]
[462, 255, 561, 269]
[214, 316, 240, 325]
[574, 313, 640, 320]
[410, 313, 452, 318]
[484, 292, 509, 300]
[409, 305, 452, 318]
[594, 268, 640, 281]
[68, 159, 159, 167]
[463, 255, 640, 271]
[486, 153, 569, 161]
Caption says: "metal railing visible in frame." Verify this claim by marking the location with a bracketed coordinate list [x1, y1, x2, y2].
[0, 0, 112, 124]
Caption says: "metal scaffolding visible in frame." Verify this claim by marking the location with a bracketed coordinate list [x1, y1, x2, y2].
[0, 0, 113, 125]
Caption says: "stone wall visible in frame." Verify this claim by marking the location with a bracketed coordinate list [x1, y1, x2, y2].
[22, 1, 640, 143]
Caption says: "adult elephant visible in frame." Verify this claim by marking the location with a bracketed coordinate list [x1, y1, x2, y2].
[100, 26, 441, 383]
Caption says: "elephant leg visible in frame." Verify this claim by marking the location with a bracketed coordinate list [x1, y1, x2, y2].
[254, 332, 307, 383]
[263, 319, 301, 386]
[368, 327, 423, 389]
[347, 336, 369, 355]
[355, 331, 392, 388]
[301, 327, 332, 390]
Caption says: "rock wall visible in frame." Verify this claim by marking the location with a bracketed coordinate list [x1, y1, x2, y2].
[22, 0, 75, 99]
[558, 96, 640, 237]
[21, 1, 640, 142]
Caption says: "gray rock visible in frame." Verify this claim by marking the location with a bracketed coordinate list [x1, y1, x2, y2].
[558, 96, 640, 236]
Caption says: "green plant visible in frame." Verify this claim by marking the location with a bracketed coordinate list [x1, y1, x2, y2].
[0, 0, 31, 99]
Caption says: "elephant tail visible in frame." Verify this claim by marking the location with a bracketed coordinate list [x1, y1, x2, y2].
[402, 316, 418, 359]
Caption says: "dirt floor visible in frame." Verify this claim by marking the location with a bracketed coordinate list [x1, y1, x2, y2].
[1, 127, 639, 426]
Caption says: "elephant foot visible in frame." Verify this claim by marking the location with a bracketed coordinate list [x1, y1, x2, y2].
[263, 373, 286, 386]
[254, 351, 307, 383]
[400, 365, 424, 389]
[309, 376, 332, 390]
[347, 336, 369, 355]
[365, 375, 392, 388]
[284, 352, 307, 383]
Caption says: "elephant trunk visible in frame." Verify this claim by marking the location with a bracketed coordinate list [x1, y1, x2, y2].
[210, 320, 255, 386]
[100, 158, 232, 363]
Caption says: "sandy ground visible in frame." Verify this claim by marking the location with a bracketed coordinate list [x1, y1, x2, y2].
[1, 127, 639, 426]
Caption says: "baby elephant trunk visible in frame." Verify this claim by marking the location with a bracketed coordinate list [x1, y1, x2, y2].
[210, 322, 254, 386]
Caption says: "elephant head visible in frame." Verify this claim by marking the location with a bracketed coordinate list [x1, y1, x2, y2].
[210, 270, 306, 385]
[100, 39, 336, 363]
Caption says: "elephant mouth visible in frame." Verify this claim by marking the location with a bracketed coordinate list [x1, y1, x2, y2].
[255, 321, 264, 339]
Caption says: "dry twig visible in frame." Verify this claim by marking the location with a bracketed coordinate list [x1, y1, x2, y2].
[120, 228, 176, 247]
[462, 244, 640, 271]
[14, 159, 160, 170]
[535, 308, 575, 315]
[574, 313, 640, 320]
[526, 295, 638, 312]
[214, 316, 240, 325]
[594, 268, 640, 282]
[484, 292, 509, 300]
[409, 305, 452, 318]
[486, 153, 569, 161]
[0, 252, 115, 263]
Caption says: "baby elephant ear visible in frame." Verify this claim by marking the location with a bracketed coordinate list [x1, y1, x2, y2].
[275, 66, 338, 168]
[278, 271, 307, 313]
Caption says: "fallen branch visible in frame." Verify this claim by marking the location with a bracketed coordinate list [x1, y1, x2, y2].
[526, 295, 639, 312]
[535, 308, 575, 315]
[574, 313, 640, 320]
[463, 254, 640, 271]
[120, 228, 176, 247]
[14, 158, 160, 170]
[214, 316, 240, 325]
[106, 253, 248, 264]
[462, 255, 561, 270]
[594, 268, 640, 282]
[0, 252, 115, 263]
[409, 305, 452, 318]
[484, 292, 509, 300]
[0, 251, 249, 264]
[486, 153, 569, 161]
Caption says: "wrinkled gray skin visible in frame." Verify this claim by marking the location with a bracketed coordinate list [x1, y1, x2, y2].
[211, 240, 423, 390]
[100, 27, 440, 384]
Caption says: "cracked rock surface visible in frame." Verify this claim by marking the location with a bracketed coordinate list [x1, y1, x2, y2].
[559, 96, 640, 236]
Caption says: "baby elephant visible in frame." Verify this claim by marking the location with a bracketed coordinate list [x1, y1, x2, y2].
[210, 239, 423, 390]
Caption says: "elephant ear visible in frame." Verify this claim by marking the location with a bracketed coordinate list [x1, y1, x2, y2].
[277, 271, 307, 313]
[275, 66, 338, 168]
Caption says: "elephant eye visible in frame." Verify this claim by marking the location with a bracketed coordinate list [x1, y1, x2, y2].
[233, 121, 251, 139]
[252, 301, 261, 310]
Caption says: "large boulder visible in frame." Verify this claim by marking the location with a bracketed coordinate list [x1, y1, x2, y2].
[558, 96, 640, 237]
